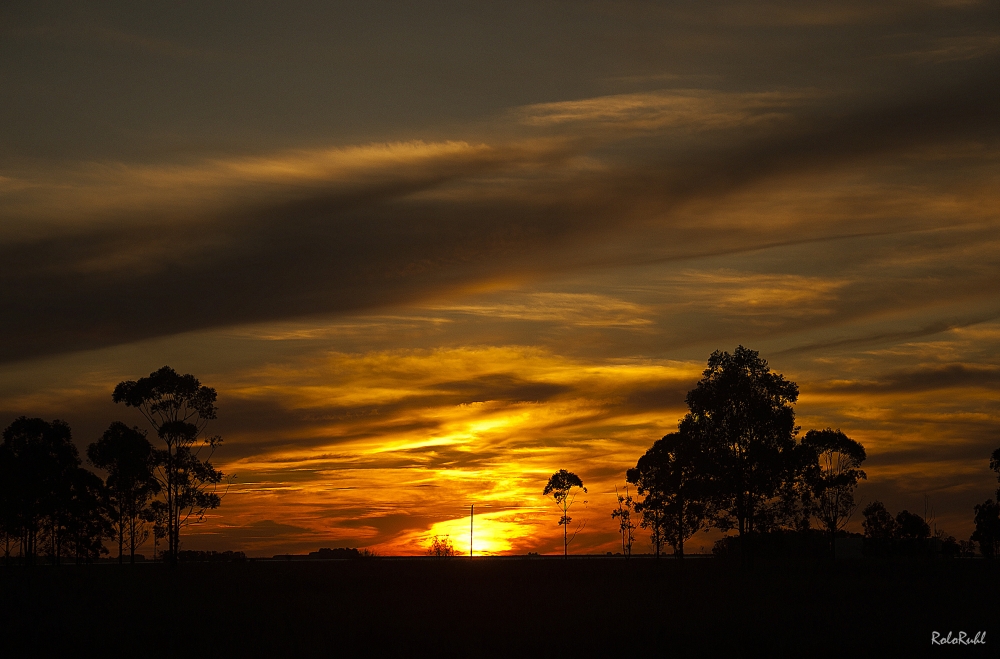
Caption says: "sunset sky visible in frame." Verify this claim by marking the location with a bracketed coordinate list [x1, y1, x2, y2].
[1, 1, 998, 556]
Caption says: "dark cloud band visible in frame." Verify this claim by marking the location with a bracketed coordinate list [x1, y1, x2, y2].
[1, 63, 997, 364]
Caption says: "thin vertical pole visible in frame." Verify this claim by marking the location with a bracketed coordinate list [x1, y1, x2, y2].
[470, 504, 474, 557]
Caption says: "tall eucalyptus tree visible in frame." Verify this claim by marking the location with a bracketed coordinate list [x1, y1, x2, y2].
[113, 367, 224, 567]
[683, 346, 799, 563]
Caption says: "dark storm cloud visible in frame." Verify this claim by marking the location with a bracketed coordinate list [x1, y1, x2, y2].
[2, 64, 997, 365]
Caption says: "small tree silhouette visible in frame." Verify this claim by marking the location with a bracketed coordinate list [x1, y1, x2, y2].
[611, 485, 636, 558]
[862, 501, 897, 541]
[803, 428, 867, 555]
[87, 422, 159, 564]
[627, 430, 709, 559]
[990, 447, 1000, 497]
[1, 417, 108, 564]
[544, 469, 587, 558]
[427, 535, 455, 557]
[972, 500, 1000, 558]
[895, 510, 930, 540]
[972, 448, 1000, 558]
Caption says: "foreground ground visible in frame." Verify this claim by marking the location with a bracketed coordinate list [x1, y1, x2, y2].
[1, 557, 996, 657]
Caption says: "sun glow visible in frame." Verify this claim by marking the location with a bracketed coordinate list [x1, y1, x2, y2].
[195, 344, 702, 554]
[415, 509, 544, 556]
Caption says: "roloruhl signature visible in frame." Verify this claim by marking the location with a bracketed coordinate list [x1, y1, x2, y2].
[931, 631, 986, 646]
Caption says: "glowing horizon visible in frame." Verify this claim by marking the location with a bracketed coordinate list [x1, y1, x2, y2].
[1, 2, 998, 557]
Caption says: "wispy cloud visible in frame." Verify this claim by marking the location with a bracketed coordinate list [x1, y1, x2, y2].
[430, 293, 654, 327]
[516, 89, 815, 132]
[1, 67, 996, 365]
[896, 34, 1000, 63]
[3, 0, 999, 554]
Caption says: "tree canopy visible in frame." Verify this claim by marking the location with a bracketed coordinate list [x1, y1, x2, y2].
[114, 366, 224, 567]
[803, 428, 867, 551]
[0, 417, 108, 563]
[113, 366, 218, 431]
[682, 346, 800, 560]
[989, 447, 1000, 499]
[972, 499, 1000, 558]
[87, 422, 159, 564]
[627, 429, 708, 558]
[862, 501, 897, 542]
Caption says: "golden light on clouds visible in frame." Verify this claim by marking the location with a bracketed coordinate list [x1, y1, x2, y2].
[200, 345, 700, 554]
[429, 293, 655, 327]
[517, 89, 816, 132]
[2, 1, 998, 556]
[0, 140, 497, 228]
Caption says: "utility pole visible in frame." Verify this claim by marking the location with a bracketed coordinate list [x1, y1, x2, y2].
[470, 504, 474, 557]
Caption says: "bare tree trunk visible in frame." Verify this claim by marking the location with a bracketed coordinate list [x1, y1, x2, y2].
[655, 512, 661, 558]
[118, 505, 125, 565]
[738, 507, 747, 568]
[678, 493, 686, 559]
[563, 498, 568, 558]
[166, 440, 178, 568]
[128, 515, 135, 564]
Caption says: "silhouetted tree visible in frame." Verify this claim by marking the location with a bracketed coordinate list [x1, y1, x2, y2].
[152, 513, 167, 562]
[895, 510, 930, 540]
[990, 447, 1000, 496]
[0, 445, 16, 563]
[861, 500, 896, 557]
[0, 417, 107, 564]
[64, 468, 111, 563]
[611, 485, 636, 558]
[862, 501, 897, 541]
[958, 539, 978, 557]
[803, 428, 867, 553]
[3, 417, 70, 563]
[627, 443, 666, 558]
[683, 346, 799, 563]
[88, 422, 159, 564]
[427, 535, 455, 557]
[940, 535, 961, 558]
[543, 469, 586, 558]
[640, 497, 668, 557]
[113, 367, 225, 567]
[627, 429, 709, 559]
[767, 440, 819, 534]
[972, 499, 1000, 558]
[968, 448, 1000, 558]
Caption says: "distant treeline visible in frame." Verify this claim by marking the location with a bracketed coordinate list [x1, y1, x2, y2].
[607, 346, 1000, 562]
[0, 367, 224, 567]
[177, 550, 247, 563]
[4, 355, 999, 566]
[273, 547, 378, 560]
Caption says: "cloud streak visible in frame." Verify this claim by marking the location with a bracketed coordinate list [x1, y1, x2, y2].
[1, 66, 998, 365]
[3, 1, 1000, 555]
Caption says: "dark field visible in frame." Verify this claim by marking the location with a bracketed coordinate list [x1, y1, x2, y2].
[2, 557, 996, 658]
